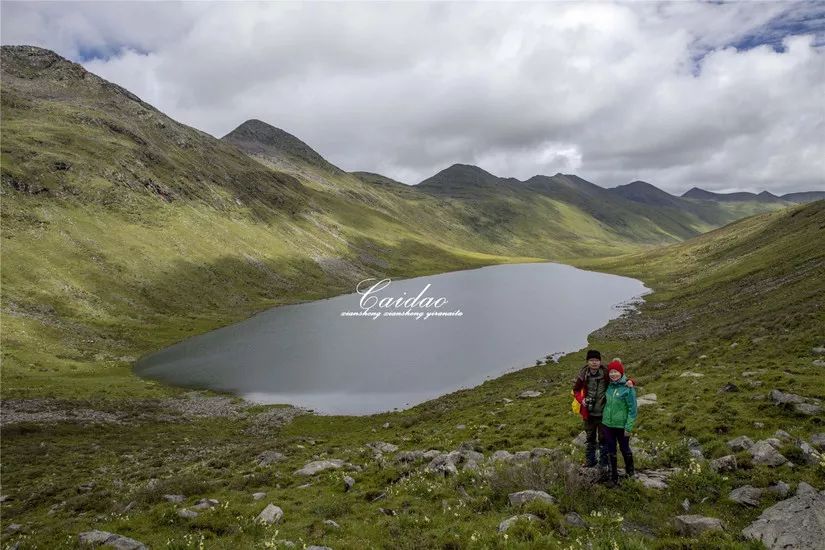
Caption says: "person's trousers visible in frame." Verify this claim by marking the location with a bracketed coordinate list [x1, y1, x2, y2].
[602, 425, 634, 477]
[583, 415, 608, 466]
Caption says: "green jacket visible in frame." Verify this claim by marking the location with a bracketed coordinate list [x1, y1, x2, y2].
[602, 375, 638, 432]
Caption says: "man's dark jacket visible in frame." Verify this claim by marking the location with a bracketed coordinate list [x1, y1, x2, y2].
[572, 364, 609, 417]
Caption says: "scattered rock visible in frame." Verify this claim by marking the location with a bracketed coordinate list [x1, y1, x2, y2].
[491, 450, 515, 462]
[192, 498, 219, 510]
[812, 360, 825, 367]
[718, 383, 739, 393]
[637, 394, 658, 406]
[635, 468, 681, 490]
[769, 389, 805, 405]
[256, 503, 284, 524]
[810, 433, 825, 451]
[773, 430, 792, 441]
[710, 455, 737, 473]
[749, 440, 788, 466]
[256, 451, 286, 466]
[177, 508, 198, 519]
[323, 519, 340, 529]
[163, 494, 185, 503]
[382, 422, 390, 429]
[766, 481, 790, 498]
[796, 482, 818, 496]
[426, 452, 459, 476]
[518, 390, 542, 399]
[367, 441, 398, 455]
[499, 514, 540, 533]
[729, 485, 763, 507]
[252, 492, 267, 501]
[754, 422, 765, 429]
[508, 490, 555, 506]
[728, 435, 755, 452]
[673, 515, 724, 536]
[78, 530, 147, 549]
[742, 483, 825, 549]
[5, 524, 22, 534]
[680, 371, 704, 378]
[573, 432, 588, 447]
[565, 512, 586, 528]
[343, 476, 355, 492]
[681, 499, 690, 512]
[812, 346, 825, 355]
[295, 459, 345, 476]
[795, 403, 822, 416]
[395, 450, 425, 463]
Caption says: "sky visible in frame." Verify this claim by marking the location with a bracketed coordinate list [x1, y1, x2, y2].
[2, 1, 824, 195]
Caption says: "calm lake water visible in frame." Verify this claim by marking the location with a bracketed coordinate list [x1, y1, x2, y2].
[135, 262, 648, 415]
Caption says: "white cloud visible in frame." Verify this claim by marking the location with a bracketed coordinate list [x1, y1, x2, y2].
[2, 1, 823, 194]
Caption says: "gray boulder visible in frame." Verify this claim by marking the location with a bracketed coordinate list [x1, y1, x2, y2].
[812, 346, 825, 355]
[498, 514, 540, 532]
[491, 450, 515, 462]
[770, 390, 805, 405]
[635, 468, 681, 490]
[256, 503, 284, 524]
[766, 481, 791, 498]
[729, 485, 763, 507]
[727, 435, 754, 452]
[811, 433, 825, 451]
[710, 455, 737, 473]
[256, 450, 286, 466]
[343, 475, 355, 492]
[572, 432, 587, 447]
[795, 403, 822, 416]
[749, 440, 787, 466]
[78, 530, 147, 549]
[395, 450, 425, 463]
[252, 492, 267, 501]
[742, 484, 825, 549]
[565, 512, 586, 528]
[367, 441, 398, 454]
[519, 390, 542, 399]
[508, 490, 555, 506]
[637, 394, 658, 406]
[177, 508, 198, 519]
[295, 459, 345, 476]
[163, 494, 185, 503]
[673, 515, 724, 536]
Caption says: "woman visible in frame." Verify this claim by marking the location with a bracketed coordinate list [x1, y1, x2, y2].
[600, 359, 638, 486]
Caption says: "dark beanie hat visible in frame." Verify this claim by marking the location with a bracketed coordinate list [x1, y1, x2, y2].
[586, 349, 601, 360]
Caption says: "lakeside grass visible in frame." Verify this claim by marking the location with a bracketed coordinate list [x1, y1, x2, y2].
[1, 202, 823, 549]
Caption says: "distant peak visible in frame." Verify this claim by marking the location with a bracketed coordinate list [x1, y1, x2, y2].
[222, 119, 331, 169]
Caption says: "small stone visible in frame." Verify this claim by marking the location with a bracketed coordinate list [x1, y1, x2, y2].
[78, 530, 147, 549]
[794, 403, 822, 416]
[491, 450, 515, 462]
[256, 451, 286, 466]
[635, 468, 680, 490]
[718, 383, 739, 393]
[796, 482, 817, 496]
[728, 436, 755, 452]
[499, 514, 540, 532]
[673, 515, 724, 536]
[508, 490, 555, 506]
[382, 422, 390, 429]
[192, 498, 219, 510]
[773, 430, 792, 441]
[518, 390, 542, 398]
[810, 433, 825, 451]
[812, 346, 825, 355]
[749, 440, 787, 466]
[680, 371, 704, 378]
[5, 524, 22, 534]
[343, 475, 355, 492]
[637, 394, 657, 406]
[395, 450, 425, 463]
[256, 503, 284, 524]
[754, 422, 765, 428]
[766, 481, 790, 498]
[323, 519, 340, 529]
[573, 432, 588, 447]
[681, 499, 690, 512]
[710, 455, 737, 473]
[163, 494, 185, 503]
[769, 389, 805, 405]
[177, 508, 198, 518]
[729, 485, 763, 507]
[812, 359, 825, 367]
[379, 507, 396, 516]
[565, 512, 586, 528]
[252, 492, 266, 501]
[295, 459, 345, 476]
[455, 424, 466, 430]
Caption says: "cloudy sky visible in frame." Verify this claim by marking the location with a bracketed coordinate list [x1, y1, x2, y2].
[2, 1, 824, 194]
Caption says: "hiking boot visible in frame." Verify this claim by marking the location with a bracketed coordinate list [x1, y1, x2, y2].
[608, 453, 619, 485]
[622, 452, 635, 478]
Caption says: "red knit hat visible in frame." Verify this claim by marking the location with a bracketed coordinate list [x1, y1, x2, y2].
[607, 360, 624, 376]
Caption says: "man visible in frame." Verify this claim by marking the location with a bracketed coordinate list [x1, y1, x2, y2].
[572, 349, 609, 468]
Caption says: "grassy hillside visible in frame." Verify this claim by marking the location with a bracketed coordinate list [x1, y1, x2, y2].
[2, 196, 823, 547]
